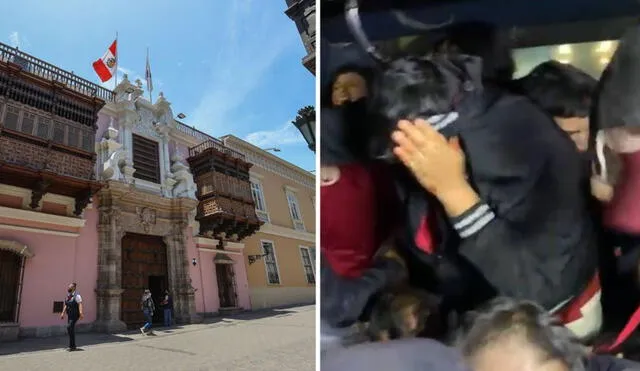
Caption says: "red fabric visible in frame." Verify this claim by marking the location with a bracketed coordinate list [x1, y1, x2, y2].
[321, 162, 405, 278]
[92, 40, 117, 82]
[603, 150, 640, 234]
[556, 272, 601, 324]
[415, 216, 434, 254]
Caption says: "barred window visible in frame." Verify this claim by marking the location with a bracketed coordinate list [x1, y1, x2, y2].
[132, 134, 161, 183]
[261, 241, 280, 285]
[4, 105, 19, 130]
[20, 112, 35, 135]
[299, 247, 315, 284]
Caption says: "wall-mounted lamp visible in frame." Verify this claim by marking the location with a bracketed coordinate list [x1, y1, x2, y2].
[177, 113, 187, 119]
[248, 251, 270, 265]
[192, 258, 197, 266]
[263, 147, 281, 152]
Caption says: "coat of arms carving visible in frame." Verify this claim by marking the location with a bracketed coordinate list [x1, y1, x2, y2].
[136, 207, 157, 233]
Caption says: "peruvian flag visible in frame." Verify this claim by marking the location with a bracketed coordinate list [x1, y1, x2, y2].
[92, 40, 117, 82]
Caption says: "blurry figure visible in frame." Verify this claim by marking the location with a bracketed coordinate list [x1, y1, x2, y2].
[161, 290, 173, 327]
[140, 289, 155, 335]
[322, 338, 473, 371]
[367, 287, 446, 342]
[593, 24, 640, 342]
[517, 60, 597, 152]
[367, 21, 599, 340]
[455, 297, 640, 371]
[320, 57, 413, 352]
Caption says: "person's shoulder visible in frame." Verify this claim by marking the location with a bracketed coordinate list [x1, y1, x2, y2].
[75, 293, 82, 302]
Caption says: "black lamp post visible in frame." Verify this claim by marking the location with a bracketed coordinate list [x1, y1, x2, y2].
[292, 106, 316, 152]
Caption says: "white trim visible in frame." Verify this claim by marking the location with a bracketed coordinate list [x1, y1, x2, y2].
[298, 245, 316, 284]
[0, 184, 75, 214]
[132, 178, 163, 194]
[284, 189, 305, 232]
[259, 223, 314, 243]
[250, 179, 270, 223]
[0, 224, 79, 237]
[0, 205, 85, 228]
[197, 247, 243, 256]
[260, 239, 281, 285]
[249, 171, 264, 180]
[225, 241, 245, 250]
[194, 237, 220, 247]
[284, 185, 299, 193]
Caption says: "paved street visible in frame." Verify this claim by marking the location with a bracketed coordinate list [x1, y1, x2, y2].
[0, 305, 315, 371]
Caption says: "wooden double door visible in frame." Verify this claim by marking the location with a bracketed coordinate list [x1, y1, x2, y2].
[0, 250, 21, 322]
[121, 233, 168, 328]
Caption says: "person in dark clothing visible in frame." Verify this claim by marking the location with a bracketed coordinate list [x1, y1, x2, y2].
[60, 282, 83, 351]
[319, 54, 419, 351]
[161, 290, 173, 327]
[140, 289, 155, 335]
[366, 22, 598, 339]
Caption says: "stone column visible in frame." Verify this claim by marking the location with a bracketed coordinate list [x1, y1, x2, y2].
[163, 218, 199, 324]
[93, 201, 127, 333]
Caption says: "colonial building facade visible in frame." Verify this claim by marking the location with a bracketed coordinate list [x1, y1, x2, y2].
[285, 0, 316, 74]
[222, 136, 316, 310]
[0, 42, 282, 341]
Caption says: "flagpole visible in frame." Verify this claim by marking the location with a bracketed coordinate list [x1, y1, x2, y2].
[147, 47, 153, 104]
[114, 31, 118, 88]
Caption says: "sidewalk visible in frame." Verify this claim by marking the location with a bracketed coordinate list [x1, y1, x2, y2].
[0, 304, 315, 357]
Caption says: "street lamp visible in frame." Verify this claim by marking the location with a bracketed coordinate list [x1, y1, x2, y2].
[263, 147, 281, 152]
[292, 106, 315, 152]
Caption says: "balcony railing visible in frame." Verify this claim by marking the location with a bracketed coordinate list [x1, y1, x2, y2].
[189, 140, 246, 161]
[0, 42, 114, 102]
[175, 120, 218, 143]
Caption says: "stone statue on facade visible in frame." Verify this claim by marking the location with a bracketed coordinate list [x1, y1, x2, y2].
[99, 118, 135, 182]
[171, 153, 197, 200]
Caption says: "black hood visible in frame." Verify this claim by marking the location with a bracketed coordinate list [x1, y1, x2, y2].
[594, 23, 640, 131]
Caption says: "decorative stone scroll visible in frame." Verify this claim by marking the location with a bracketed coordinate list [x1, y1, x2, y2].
[0, 240, 34, 258]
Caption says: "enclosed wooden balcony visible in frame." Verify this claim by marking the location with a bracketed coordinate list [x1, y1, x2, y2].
[0, 42, 108, 215]
[187, 140, 262, 241]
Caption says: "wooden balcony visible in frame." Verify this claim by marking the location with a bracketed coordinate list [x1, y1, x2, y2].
[187, 140, 262, 241]
[0, 42, 106, 216]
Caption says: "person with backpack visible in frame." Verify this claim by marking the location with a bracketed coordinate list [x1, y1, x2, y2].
[140, 289, 155, 335]
[60, 282, 83, 351]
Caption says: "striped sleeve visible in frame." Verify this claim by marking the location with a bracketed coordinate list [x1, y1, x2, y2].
[450, 202, 496, 239]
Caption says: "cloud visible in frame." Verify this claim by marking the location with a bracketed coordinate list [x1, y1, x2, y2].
[8, 31, 30, 49]
[244, 120, 304, 148]
[189, 1, 297, 136]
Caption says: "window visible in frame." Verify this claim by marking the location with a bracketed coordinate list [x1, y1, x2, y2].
[4, 105, 19, 130]
[261, 241, 280, 285]
[513, 40, 616, 79]
[309, 247, 316, 273]
[132, 134, 161, 183]
[20, 112, 35, 135]
[52, 121, 65, 144]
[311, 195, 315, 211]
[250, 180, 269, 223]
[36, 117, 50, 139]
[299, 246, 315, 284]
[286, 189, 305, 231]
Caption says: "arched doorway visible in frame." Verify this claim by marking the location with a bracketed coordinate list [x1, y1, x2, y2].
[0, 250, 23, 322]
[214, 253, 238, 308]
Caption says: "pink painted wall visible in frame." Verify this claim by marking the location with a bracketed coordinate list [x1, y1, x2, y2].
[2, 208, 99, 328]
[186, 232, 251, 314]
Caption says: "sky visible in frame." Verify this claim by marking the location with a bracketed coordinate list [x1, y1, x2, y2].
[1, 0, 315, 171]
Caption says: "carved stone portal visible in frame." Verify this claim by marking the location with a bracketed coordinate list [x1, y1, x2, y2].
[93, 180, 199, 333]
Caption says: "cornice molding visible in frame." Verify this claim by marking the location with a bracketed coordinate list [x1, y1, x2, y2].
[0, 205, 86, 228]
[259, 223, 315, 243]
[221, 136, 314, 190]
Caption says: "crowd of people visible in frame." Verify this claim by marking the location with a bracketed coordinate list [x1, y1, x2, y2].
[320, 20, 640, 370]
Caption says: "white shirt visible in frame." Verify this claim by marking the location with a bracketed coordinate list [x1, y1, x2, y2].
[69, 292, 82, 303]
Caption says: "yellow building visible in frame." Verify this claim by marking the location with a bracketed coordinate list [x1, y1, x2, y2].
[221, 135, 316, 310]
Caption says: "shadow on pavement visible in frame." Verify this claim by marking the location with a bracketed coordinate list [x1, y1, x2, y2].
[0, 304, 314, 357]
[0, 333, 134, 357]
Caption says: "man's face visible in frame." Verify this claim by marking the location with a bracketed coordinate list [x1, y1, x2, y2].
[331, 72, 368, 106]
[554, 117, 590, 152]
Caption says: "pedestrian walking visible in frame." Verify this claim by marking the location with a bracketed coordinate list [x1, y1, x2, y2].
[161, 290, 173, 327]
[140, 289, 155, 335]
[60, 282, 83, 351]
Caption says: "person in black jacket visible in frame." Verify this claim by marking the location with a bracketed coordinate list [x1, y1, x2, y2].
[373, 22, 599, 339]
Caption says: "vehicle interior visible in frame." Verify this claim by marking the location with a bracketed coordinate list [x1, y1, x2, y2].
[320, 0, 640, 357]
